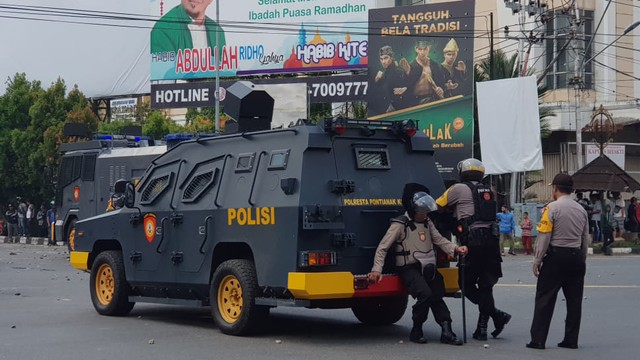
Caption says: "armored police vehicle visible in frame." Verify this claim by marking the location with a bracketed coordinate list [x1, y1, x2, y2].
[69, 83, 457, 336]
[55, 128, 166, 246]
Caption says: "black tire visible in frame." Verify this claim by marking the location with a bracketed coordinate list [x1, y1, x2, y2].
[210, 259, 269, 335]
[66, 219, 77, 252]
[351, 295, 408, 325]
[90, 250, 135, 316]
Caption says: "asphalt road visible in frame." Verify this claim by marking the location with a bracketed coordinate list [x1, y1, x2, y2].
[1, 243, 639, 360]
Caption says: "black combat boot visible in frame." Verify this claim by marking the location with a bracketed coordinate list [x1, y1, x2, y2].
[491, 309, 512, 338]
[409, 323, 427, 344]
[472, 314, 490, 341]
[440, 321, 463, 345]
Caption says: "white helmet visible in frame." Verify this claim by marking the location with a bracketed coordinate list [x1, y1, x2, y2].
[412, 192, 438, 214]
[457, 158, 485, 181]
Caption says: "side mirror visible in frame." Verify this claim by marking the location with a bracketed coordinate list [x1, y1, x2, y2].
[124, 182, 136, 208]
[114, 179, 128, 194]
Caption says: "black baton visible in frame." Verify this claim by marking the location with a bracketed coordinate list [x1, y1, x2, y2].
[460, 254, 467, 343]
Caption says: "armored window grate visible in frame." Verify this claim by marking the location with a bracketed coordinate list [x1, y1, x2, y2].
[355, 148, 391, 170]
[72, 156, 83, 181]
[235, 153, 256, 173]
[60, 157, 74, 186]
[182, 170, 217, 202]
[82, 155, 96, 181]
[140, 174, 171, 204]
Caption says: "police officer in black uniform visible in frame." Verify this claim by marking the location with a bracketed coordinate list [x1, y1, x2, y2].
[526, 173, 589, 350]
[435, 158, 511, 341]
[368, 184, 467, 345]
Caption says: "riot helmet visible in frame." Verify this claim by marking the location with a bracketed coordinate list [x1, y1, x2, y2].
[412, 192, 438, 214]
[457, 158, 485, 181]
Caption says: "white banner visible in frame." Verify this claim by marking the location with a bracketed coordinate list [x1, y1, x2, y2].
[586, 144, 625, 169]
[476, 76, 543, 175]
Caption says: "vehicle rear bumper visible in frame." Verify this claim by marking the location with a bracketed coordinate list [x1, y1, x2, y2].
[69, 251, 90, 271]
[287, 268, 460, 300]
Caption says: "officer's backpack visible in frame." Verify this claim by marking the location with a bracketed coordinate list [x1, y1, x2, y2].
[463, 181, 496, 223]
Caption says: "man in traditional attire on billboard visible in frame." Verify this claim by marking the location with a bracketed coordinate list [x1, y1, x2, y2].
[400, 40, 446, 106]
[373, 46, 410, 113]
[151, 0, 226, 54]
[441, 39, 470, 98]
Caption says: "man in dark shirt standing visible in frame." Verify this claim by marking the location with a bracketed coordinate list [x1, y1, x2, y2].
[373, 46, 409, 113]
[4, 204, 19, 242]
[527, 173, 590, 350]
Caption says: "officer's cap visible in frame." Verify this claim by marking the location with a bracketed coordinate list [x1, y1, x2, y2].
[550, 173, 573, 188]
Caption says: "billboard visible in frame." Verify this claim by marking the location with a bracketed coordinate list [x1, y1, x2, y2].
[367, 1, 475, 180]
[110, 98, 138, 120]
[150, 74, 368, 109]
[150, 0, 375, 80]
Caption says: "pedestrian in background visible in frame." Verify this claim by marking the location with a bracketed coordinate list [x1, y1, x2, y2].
[625, 197, 639, 233]
[4, 204, 19, 242]
[527, 173, 589, 350]
[608, 192, 625, 238]
[26, 200, 34, 237]
[46, 201, 56, 245]
[589, 193, 602, 242]
[497, 205, 516, 255]
[17, 199, 26, 236]
[600, 203, 615, 255]
[36, 205, 47, 238]
[520, 211, 534, 255]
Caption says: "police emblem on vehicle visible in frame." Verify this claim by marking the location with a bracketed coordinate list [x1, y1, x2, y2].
[144, 213, 157, 243]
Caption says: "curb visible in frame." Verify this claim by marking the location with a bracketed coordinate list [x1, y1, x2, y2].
[0, 236, 64, 246]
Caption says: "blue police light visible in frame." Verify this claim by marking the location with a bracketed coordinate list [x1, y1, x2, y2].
[96, 134, 113, 140]
[135, 136, 141, 142]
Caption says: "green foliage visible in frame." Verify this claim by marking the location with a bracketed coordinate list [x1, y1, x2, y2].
[0, 73, 98, 208]
[309, 103, 332, 124]
[98, 119, 136, 135]
[142, 111, 184, 140]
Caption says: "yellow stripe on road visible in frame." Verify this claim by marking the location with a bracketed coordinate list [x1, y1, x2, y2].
[496, 284, 640, 289]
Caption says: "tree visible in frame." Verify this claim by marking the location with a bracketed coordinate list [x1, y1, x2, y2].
[0, 74, 97, 208]
[142, 111, 184, 140]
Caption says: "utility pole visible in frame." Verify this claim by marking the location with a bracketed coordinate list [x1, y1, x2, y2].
[571, 1, 584, 170]
[214, 0, 221, 132]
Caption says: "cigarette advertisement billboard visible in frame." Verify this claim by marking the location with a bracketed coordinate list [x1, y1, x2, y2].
[367, 1, 475, 180]
[150, 0, 376, 80]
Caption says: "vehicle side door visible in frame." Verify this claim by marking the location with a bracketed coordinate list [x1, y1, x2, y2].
[131, 160, 181, 283]
[171, 156, 226, 282]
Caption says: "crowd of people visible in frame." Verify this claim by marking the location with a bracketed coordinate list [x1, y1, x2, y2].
[2, 199, 56, 244]
[576, 191, 638, 255]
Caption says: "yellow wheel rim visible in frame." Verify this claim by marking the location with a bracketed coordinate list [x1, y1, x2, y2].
[217, 275, 243, 324]
[95, 263, 115, 306]
[69, 229, 76, 251]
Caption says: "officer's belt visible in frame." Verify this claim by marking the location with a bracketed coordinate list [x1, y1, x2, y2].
[548, 246, 581, 254]
[393, 251, 411, 256]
